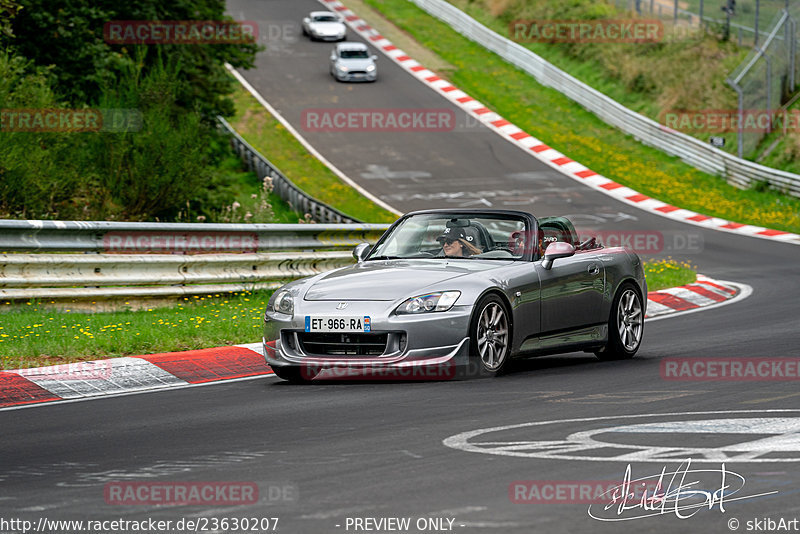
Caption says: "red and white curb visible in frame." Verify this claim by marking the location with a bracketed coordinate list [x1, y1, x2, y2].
[0, 344, 270, 410]
[0, 277, 746, 409]
[645, 275, 749, 320]
[319, 0, 800, 246]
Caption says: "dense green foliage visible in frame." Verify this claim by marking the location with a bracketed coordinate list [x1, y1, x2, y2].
[0, 0, 257, 119]
[0, 0, 272, 221]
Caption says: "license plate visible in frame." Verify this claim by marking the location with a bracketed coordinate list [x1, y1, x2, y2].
[305, 316, 371, 333]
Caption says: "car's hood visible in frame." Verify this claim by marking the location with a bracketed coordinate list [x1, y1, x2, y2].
[303, 259, 505, 301]
[309, 22, 344, 34]
[337, 57, 374, 70]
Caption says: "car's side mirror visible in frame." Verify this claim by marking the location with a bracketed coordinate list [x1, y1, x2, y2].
[371, 55, 378, 61]
[303, 17, 310, 23]
[353, 243, 372, 263]
[330, 53, 337, 61]
[541, 241, 575, 270]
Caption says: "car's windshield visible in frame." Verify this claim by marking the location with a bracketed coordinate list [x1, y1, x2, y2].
[340, 49, 369, 59]
[368, 213, 528, 260]
[313, 15, 339, 22]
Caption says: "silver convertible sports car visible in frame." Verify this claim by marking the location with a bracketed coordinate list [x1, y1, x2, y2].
[263, 209, 646, 382]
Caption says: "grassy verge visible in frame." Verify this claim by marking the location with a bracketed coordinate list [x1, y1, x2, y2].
[1, 261, 693, 369]
[359, 0, 800, 233]
[0, 290, 276, 370]
[227, 80, 398, 224]
[643, 259, 697, 291]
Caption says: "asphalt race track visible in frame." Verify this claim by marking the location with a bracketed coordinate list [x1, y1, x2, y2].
[2, 1, 800, 533]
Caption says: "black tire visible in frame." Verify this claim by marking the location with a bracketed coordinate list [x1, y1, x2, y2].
[468, 294, 512, 377]
[595, 282, 644, 361]
[271, 365, 316, 384]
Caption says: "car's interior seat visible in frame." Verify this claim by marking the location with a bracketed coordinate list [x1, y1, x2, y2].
[464, 221, 493, 252]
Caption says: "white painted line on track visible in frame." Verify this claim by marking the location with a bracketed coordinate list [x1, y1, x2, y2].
[0, 373, 277, 413]
[224, 63, 402, 216]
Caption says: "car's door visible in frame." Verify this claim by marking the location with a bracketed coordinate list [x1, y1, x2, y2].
[535, 250, 605, 334]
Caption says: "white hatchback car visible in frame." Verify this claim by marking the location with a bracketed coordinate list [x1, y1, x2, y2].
[330, 42, 377, 82]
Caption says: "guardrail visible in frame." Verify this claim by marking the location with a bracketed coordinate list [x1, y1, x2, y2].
[217, 117, 363, 222]
[0, 221, 390, 301]
[408, 0, 800, 197]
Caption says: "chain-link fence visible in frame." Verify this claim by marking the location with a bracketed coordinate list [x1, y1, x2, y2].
[616, 0, 792, 47]
[727, 8, 797, 157]
[615, 0, 799, 158]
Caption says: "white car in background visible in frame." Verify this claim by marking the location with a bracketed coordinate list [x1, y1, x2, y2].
[330, 42, 377, 82]
[302, 11, 347, 41]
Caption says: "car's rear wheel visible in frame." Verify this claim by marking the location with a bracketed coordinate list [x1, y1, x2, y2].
[595, 282, 643, 361]
[271, 365, 316, 384]
[469, 294, 511, 376]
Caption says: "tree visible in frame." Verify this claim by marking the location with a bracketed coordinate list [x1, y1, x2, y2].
[0, 0, 259, 119]
[0, 0, 22, 37]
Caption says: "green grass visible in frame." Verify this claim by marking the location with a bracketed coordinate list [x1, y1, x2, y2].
[643, 258, 697, 290]
[360, 0, 800, 233]
[228, 81, 398, 224]
[0, 260, 693, 368]
[0, 290, 276, 370]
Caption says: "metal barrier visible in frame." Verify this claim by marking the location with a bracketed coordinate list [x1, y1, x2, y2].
[0, 221, 390, 300]
[217, 117, 363, 222]
[408, 0, 800, 197]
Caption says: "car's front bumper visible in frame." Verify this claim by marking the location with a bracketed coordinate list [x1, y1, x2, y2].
[333, 70, 377, 82]
[312, 33, 345, 41]
[263, 301, 472, 379]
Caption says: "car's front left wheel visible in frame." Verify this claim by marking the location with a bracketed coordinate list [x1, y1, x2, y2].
[595, 282, 644, 361]
[469, 294, 511, 377]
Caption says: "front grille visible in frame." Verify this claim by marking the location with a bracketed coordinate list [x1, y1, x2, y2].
[297, 332, 388, 356]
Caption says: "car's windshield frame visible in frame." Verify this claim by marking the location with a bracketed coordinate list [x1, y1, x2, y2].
[366, 211, 534, 262]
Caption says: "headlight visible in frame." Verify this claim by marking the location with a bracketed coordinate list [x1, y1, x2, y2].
[272, 290, 294, 315]
[396, 291, 460, 314]
[366, 64, 376, 72]
[337, 64, 348, 72]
